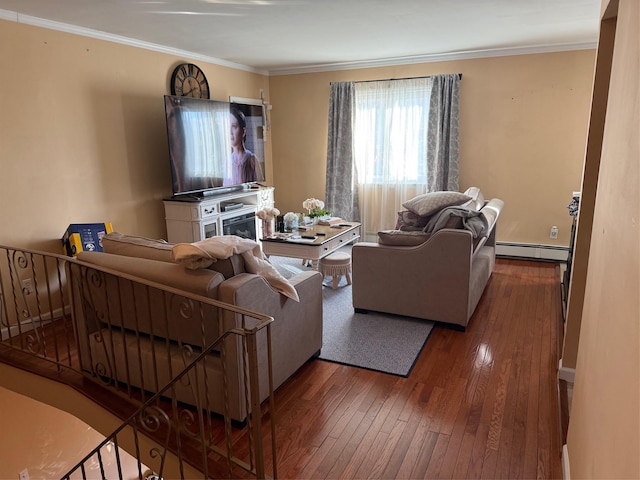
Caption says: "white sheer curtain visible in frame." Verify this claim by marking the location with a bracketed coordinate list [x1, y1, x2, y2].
[354, 78, 433, 240]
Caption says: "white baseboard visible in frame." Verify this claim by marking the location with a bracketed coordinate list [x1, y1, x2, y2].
[558, 359, 576, 383]
[562, 444, 571, 479]
[0, 305, 69, 341]
[496, 242, 569, 262]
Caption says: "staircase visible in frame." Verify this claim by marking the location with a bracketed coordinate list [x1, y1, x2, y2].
[0, 245, 277, 479]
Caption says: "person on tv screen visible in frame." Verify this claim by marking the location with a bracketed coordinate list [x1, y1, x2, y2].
[224, 107, 264, 186]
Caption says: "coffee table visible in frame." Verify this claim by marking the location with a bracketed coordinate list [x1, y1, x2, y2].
[260, 222, 360, 268]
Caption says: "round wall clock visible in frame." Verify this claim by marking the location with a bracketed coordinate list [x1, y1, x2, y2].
[170, 63, 210, 99]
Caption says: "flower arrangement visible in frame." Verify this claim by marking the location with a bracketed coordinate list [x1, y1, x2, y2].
[257, 207, 280, 220]
[282, 211, 299, 232]
[302, 198, 331, 218]
[283, 211, 298, 222]
[257, 207, 280, 237]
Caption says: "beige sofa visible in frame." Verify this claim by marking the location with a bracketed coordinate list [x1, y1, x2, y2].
[352, 190, 504, 330]
[70, 232, 323, 423]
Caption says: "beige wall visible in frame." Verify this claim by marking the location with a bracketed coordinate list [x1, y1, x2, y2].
[566, 0, 640, 478]
[1, 18, 595, 250]
[269, 50, 595, 246]
[0, 364, 201, 479]
[0, 364, 131, 479]
[0, 20, 270, 252]
[0, 385, 127, 479]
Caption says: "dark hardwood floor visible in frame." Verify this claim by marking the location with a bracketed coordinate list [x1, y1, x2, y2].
[268, 258, 564, 479]
[0, 258, 564, 479]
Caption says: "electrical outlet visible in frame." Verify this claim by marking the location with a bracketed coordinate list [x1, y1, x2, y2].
[18, 468, 29, 480]
[21, 279, 34, 295]
[550, 226, 559, 239]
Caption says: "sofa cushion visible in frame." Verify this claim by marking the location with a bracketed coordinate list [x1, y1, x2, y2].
[378, 230, 432, 246]
[403, 191, 472, 217]
[102, 232, 174, 262]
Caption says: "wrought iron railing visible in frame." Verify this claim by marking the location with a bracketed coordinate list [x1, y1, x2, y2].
[0, 245, 277, 479]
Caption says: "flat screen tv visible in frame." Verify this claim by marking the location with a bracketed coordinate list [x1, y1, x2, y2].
[164, 95, 266, 197]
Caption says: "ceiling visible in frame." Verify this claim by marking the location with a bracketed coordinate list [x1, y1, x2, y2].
[0, 0, 601, 75]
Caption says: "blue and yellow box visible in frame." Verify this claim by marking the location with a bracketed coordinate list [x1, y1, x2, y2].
[62, 222, 113, 257]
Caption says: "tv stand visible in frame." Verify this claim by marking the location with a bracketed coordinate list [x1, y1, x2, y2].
[164, 186, 274, 243]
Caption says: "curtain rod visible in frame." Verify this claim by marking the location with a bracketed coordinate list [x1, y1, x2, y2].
[330, 73, 461, 85]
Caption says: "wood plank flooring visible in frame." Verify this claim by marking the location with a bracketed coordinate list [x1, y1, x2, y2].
[268, 258, 564, 479]
[0, 258, 564, 479]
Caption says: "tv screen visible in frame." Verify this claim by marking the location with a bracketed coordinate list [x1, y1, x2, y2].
[164, 95, 266, 197]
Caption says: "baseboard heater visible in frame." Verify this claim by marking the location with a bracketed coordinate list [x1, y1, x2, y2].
[496, 242, 569, 262]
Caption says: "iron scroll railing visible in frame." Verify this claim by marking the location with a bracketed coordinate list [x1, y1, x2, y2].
[61, 322, 275, 479]
[0, 244, 277, 479]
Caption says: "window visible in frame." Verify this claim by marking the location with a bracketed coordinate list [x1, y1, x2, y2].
[325, 74, 458, 241]
[353, 78, 432, 185]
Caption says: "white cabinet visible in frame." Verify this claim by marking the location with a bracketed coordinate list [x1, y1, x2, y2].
[164, 186, 274, 244]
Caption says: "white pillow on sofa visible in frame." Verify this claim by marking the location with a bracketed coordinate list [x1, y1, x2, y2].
[402, 191, 471, 217]
[173, 236, 299, 302]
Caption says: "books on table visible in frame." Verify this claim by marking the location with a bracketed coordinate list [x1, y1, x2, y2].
[317, 217, 343, 226]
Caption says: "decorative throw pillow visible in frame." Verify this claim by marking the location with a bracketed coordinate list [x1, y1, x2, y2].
[378, 230, 432, 246]
[396, 210, 430, 229]
[402, 191, 472, 217]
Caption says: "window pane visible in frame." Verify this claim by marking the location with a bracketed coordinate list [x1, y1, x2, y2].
[354, 80, 431, 185]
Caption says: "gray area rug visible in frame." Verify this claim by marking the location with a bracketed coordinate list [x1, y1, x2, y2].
[270, 250, 434, 377]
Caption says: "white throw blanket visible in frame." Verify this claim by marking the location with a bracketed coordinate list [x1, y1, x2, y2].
[172, 236, 299, 302]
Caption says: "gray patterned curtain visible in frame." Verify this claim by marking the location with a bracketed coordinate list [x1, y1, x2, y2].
[427, 74, 460, 191]
[325, 81, 360, 221]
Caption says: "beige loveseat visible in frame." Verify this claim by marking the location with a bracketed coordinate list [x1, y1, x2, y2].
[70, 233, 323, 423]
[352, 189, 504, 330]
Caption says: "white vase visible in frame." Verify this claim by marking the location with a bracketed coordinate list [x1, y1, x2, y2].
[262, 218, 274, 237]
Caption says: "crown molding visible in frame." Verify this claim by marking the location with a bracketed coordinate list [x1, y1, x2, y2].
[1, 8, 595, 78]
[0, 9, 269, 76]
[267, 41, 598, 76]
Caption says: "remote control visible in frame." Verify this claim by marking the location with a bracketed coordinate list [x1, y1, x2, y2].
[301, 235, 316, 239]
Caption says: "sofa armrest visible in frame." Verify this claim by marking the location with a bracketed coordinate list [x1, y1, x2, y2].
[218, 270, 323, 398]
[217, 270, 322, 334]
